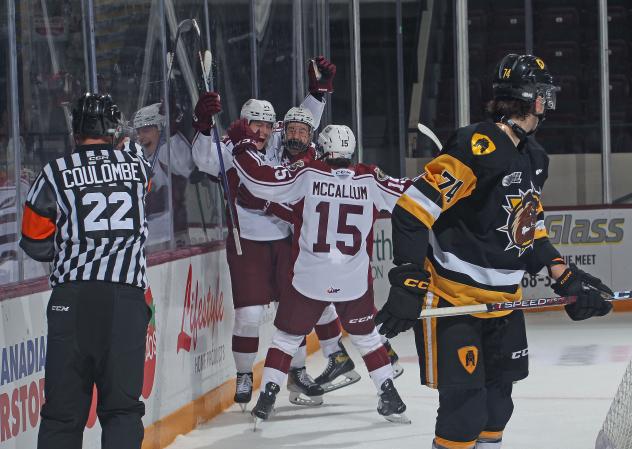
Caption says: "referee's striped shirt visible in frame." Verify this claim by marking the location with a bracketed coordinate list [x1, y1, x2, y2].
[20, 141, 151, 289]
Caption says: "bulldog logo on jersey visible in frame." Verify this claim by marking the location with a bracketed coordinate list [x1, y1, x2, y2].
[458, 346, 478, 374]
[471, 133, 496, 156]
[497, 186, 539, 256]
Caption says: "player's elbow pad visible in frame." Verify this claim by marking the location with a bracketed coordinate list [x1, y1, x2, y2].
[391, 205, 430, 266]
[19, 236, 55, 262]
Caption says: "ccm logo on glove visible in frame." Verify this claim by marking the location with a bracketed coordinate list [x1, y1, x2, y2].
[404, 278, 429, 289]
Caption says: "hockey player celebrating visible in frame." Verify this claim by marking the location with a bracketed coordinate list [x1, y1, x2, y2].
[229, 121, 412, 426]
[241, 106, 404, 393]
[375, 54, 613, 449]
[191, 56, 334, 409]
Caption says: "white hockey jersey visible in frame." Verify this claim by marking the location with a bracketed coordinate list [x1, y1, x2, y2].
[233, 151, 410, 301]
[191, 95, 325, 241]
[157, 131, 196, 178]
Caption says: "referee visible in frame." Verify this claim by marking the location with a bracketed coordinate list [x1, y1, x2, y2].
[20, 93, 152, 449]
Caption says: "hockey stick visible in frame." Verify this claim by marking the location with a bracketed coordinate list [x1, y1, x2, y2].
[150, 19, 195, 174]
[417, 123, 442, 151]
[192, 19, 243, 255]
[418, 289, 632, 319]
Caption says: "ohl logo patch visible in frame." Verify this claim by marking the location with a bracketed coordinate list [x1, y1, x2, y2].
[458, 346, 478, 374]
[497, 185, 539, 256]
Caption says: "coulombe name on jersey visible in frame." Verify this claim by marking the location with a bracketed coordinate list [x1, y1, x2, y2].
[312, 181, 368, 200]
[61, 162, 142, 189]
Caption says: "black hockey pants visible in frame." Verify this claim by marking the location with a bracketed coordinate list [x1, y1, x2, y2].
[37, 281, 150, 449]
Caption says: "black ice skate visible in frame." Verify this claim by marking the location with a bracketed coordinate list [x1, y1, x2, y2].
[251, 381, 280, 430]
[377, 378, 411, 424]
[287, 367, 324, 406]
[314, 340, 361, 393]
[234, 372, 253, 412]
[384, 341, 404, 379]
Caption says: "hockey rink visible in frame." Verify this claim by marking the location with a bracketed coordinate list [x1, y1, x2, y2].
[167, 312, 632, 449]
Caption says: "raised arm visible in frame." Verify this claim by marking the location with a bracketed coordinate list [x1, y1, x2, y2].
[192, 132, 233, 177]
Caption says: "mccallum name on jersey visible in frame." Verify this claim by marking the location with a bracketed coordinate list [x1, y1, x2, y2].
[61, 162, 142, 188]
[312, 181, 368, 200]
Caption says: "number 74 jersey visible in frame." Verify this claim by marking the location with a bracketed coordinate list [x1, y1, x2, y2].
[233, 150, 411, 302]
[20, 142, 151, 289]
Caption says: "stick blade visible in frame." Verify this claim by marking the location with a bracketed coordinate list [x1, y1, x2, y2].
[192, 18, 202, 37]
[417, 123, 443, 151]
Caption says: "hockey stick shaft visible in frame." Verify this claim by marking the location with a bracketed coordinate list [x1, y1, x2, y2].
[193, 19, 242, 255]
[193, 183, 209, 240]
[418, 290, 632, 319]
[151, 19, 195, 174]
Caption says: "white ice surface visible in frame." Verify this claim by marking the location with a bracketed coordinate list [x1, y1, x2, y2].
[166, 312, 632, 449]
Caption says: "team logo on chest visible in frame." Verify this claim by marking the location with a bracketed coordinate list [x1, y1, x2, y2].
[497, 184, 540, 256]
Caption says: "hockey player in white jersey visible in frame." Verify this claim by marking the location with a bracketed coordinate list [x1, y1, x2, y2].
[247, 106, 404, 393]
[229, 122, 411, 426]
[133, 103, 195, 246]
[191, 56, 336, 409]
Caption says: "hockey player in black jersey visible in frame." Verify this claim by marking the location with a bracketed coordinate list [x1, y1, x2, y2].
[376, 54, 613, 449]
[20, 93, 152, 449]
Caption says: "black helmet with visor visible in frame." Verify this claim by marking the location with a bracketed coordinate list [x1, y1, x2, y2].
[493, 54, 560, 111]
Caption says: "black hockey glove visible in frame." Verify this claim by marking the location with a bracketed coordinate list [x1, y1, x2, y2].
[551, 264, 613, 321]
[189, 167, 206, 184]
[375, 264, 429, 338]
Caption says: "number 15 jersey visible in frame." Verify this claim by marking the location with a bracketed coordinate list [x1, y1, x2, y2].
[20, 142, 151, 289]
[233, 151, 411, 302]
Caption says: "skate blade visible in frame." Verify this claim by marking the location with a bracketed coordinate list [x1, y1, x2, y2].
[384, 412, 411, 424]
[252, 416, 264, 431]
[288, 391, 324, 407]
[238, 403, 248, 413]
[392, 362, 404, 379]
[320, 370, 361, 393]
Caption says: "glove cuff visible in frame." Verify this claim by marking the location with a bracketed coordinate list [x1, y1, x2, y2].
[232, 138, 258, 155]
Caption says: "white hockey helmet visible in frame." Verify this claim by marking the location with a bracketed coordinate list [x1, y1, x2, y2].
[318, 125, 356, 159]
[283, 106, 315, 131]
[283, 107, 315, 154]
[240, 99, 276, 123]
[133, 103, 165, 129]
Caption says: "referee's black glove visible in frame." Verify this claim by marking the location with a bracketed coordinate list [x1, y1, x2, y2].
[552, 264, 613, 321]
[375, 264, 430, 338]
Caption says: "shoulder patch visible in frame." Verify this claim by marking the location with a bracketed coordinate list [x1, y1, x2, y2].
[471, 133, 496, 156]
[287, 160, 305, 172]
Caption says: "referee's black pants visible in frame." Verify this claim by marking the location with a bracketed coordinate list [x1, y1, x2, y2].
[37, 281, 150, 449]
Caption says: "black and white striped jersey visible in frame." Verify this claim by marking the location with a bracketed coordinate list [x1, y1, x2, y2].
[20, 142, 151, 289]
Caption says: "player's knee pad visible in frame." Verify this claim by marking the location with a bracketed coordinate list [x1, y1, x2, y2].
[233, 305, 265, 337]
[436, 387, 488, 443]
[484, 382, 514, 432]
[349, 328, 382, 356]
[270, 330, 305, 355]
[316, 303, 338, 326]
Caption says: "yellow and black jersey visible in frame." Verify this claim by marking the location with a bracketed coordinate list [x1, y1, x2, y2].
[393, 121, 561, 317]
